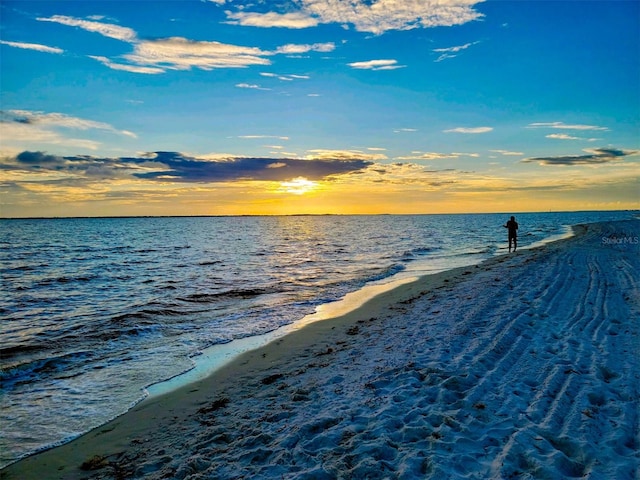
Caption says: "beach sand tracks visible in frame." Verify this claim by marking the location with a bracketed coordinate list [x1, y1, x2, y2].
[484, 224, 640, 479]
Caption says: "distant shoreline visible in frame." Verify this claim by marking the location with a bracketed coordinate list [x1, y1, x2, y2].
[1, 208, 638, 221]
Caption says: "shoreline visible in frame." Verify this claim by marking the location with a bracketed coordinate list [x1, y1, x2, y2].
[3, 219, 639, 479]
[0, 213, 582, 469]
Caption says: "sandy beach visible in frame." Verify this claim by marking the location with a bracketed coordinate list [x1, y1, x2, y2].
[3, 219, 639, 480]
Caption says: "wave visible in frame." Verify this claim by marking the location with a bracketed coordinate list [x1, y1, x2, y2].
[400, 245, 442, 261]
[110, 307, 183, 324]
[363, 263, 406, 283]
[35, 274, 97, 286]
[198, 260, 223, 266]
[178, 287, 283, 303]
[0, 343, 44, 358]
[0, 351, 92, 388]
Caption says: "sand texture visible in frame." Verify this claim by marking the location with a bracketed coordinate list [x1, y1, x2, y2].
[3, 219, 639, 479]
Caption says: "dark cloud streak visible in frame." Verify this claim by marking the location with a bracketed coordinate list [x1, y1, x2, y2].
[5, 151, 373, 183]
[521, 147, 637, 166]
[16, 151, 62, 164]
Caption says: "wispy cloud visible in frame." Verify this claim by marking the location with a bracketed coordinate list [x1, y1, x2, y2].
[522, 147, 637, 166]
[444, 127, 493, 134]
[396, 152, 460, 161]
[225, 11, 319, 29]
[546, 133, 600, 142]
[0, 40, 63, 54]
[528, 122, 609, 131]
[546, 133, 580, 140]
[123, 37, 272, 71]
[347, 59, 405, 71]
[221, 0, 484, 35]
[237, 135, 290, 140]
[0, 123, 102, 151]
[89, 55, 165, 74]
[274, 43, 335, 55]
[305, 149, 388, 161]
[433, 41, 479, 62]
[37, 15, 137, 42]
[0, 109, 137, 154]
[394, 128, 418, 133]
[1, 110, 136, 138]
[235, 83, 271, 91]
[396, 151, 480, 161]
[490, 149, 524, 156]
[260, 72, 311, 81]
[35, 15, 334, 74]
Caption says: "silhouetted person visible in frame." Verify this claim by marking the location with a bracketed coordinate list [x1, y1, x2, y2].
[504, 216, 518, 252]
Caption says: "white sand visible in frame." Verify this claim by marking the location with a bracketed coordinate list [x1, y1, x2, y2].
[3, 219, 639, 479]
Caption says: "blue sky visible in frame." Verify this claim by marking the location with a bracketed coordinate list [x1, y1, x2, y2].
[1, 0, 638, 216]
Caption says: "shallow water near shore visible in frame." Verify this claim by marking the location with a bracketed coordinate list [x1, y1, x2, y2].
[0, 211, 635, 467]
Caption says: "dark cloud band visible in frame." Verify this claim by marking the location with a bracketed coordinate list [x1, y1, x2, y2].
[8, 151, 372, 182]
[522, 148, 637, 166]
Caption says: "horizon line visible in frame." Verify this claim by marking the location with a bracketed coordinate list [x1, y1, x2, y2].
[1, 208, 638, 221]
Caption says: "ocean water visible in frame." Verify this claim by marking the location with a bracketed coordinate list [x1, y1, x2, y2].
[0, 211, 635, 467]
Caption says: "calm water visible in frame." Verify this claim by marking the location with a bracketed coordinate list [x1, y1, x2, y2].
[0, 211, 635, 466]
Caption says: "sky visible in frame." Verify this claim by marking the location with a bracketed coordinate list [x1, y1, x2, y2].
[1, 0, 638, 217]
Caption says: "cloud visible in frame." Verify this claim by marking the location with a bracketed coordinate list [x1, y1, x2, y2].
[304, 149, 388, 161]
[336, 162, 466, 189]
[545, 133, 601, 142]
[0, 121, 103, 151]
[37, 15, 137, 42]
[3, 151, 374, 183]
[238, 135, 290, 140]
[223, 0, 484, 35]
[490, 149, 524, 156]
[275, 42, 335, 55]
[122, 37, 274, 71]
[225, 11, 319, 29]
[36, 15, 333, 74]
[266, 162, 287, 169]
[235, 83, 271, 91]
[528, 122, 608, 131]
[16, 151, 62, 164]
[260, 72, 311, 81]
[546, 133, 581, 140]
[444, 127, 493, 134]
[396, 151, 480, 161]
[433, 41, 479, 62]
[347, 59, 405, 71]
[522, 147, 638, 166]
[0, 40, 63, 54]
[396, 152, 459, 161]
[121, 38, 332, 72]
[5, 151, 157, 181]
[89, 55, 165, 74]
[0, 110, 136, 138]
[394, 128, 418, 133]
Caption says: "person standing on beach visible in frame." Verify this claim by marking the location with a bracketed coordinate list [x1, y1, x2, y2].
[504, 216, 518, 252]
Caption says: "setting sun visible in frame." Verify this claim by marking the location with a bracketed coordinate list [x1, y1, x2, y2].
[279, 177, 319, 195]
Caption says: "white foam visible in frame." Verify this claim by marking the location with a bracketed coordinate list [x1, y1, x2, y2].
[146, 275, 418, 398]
